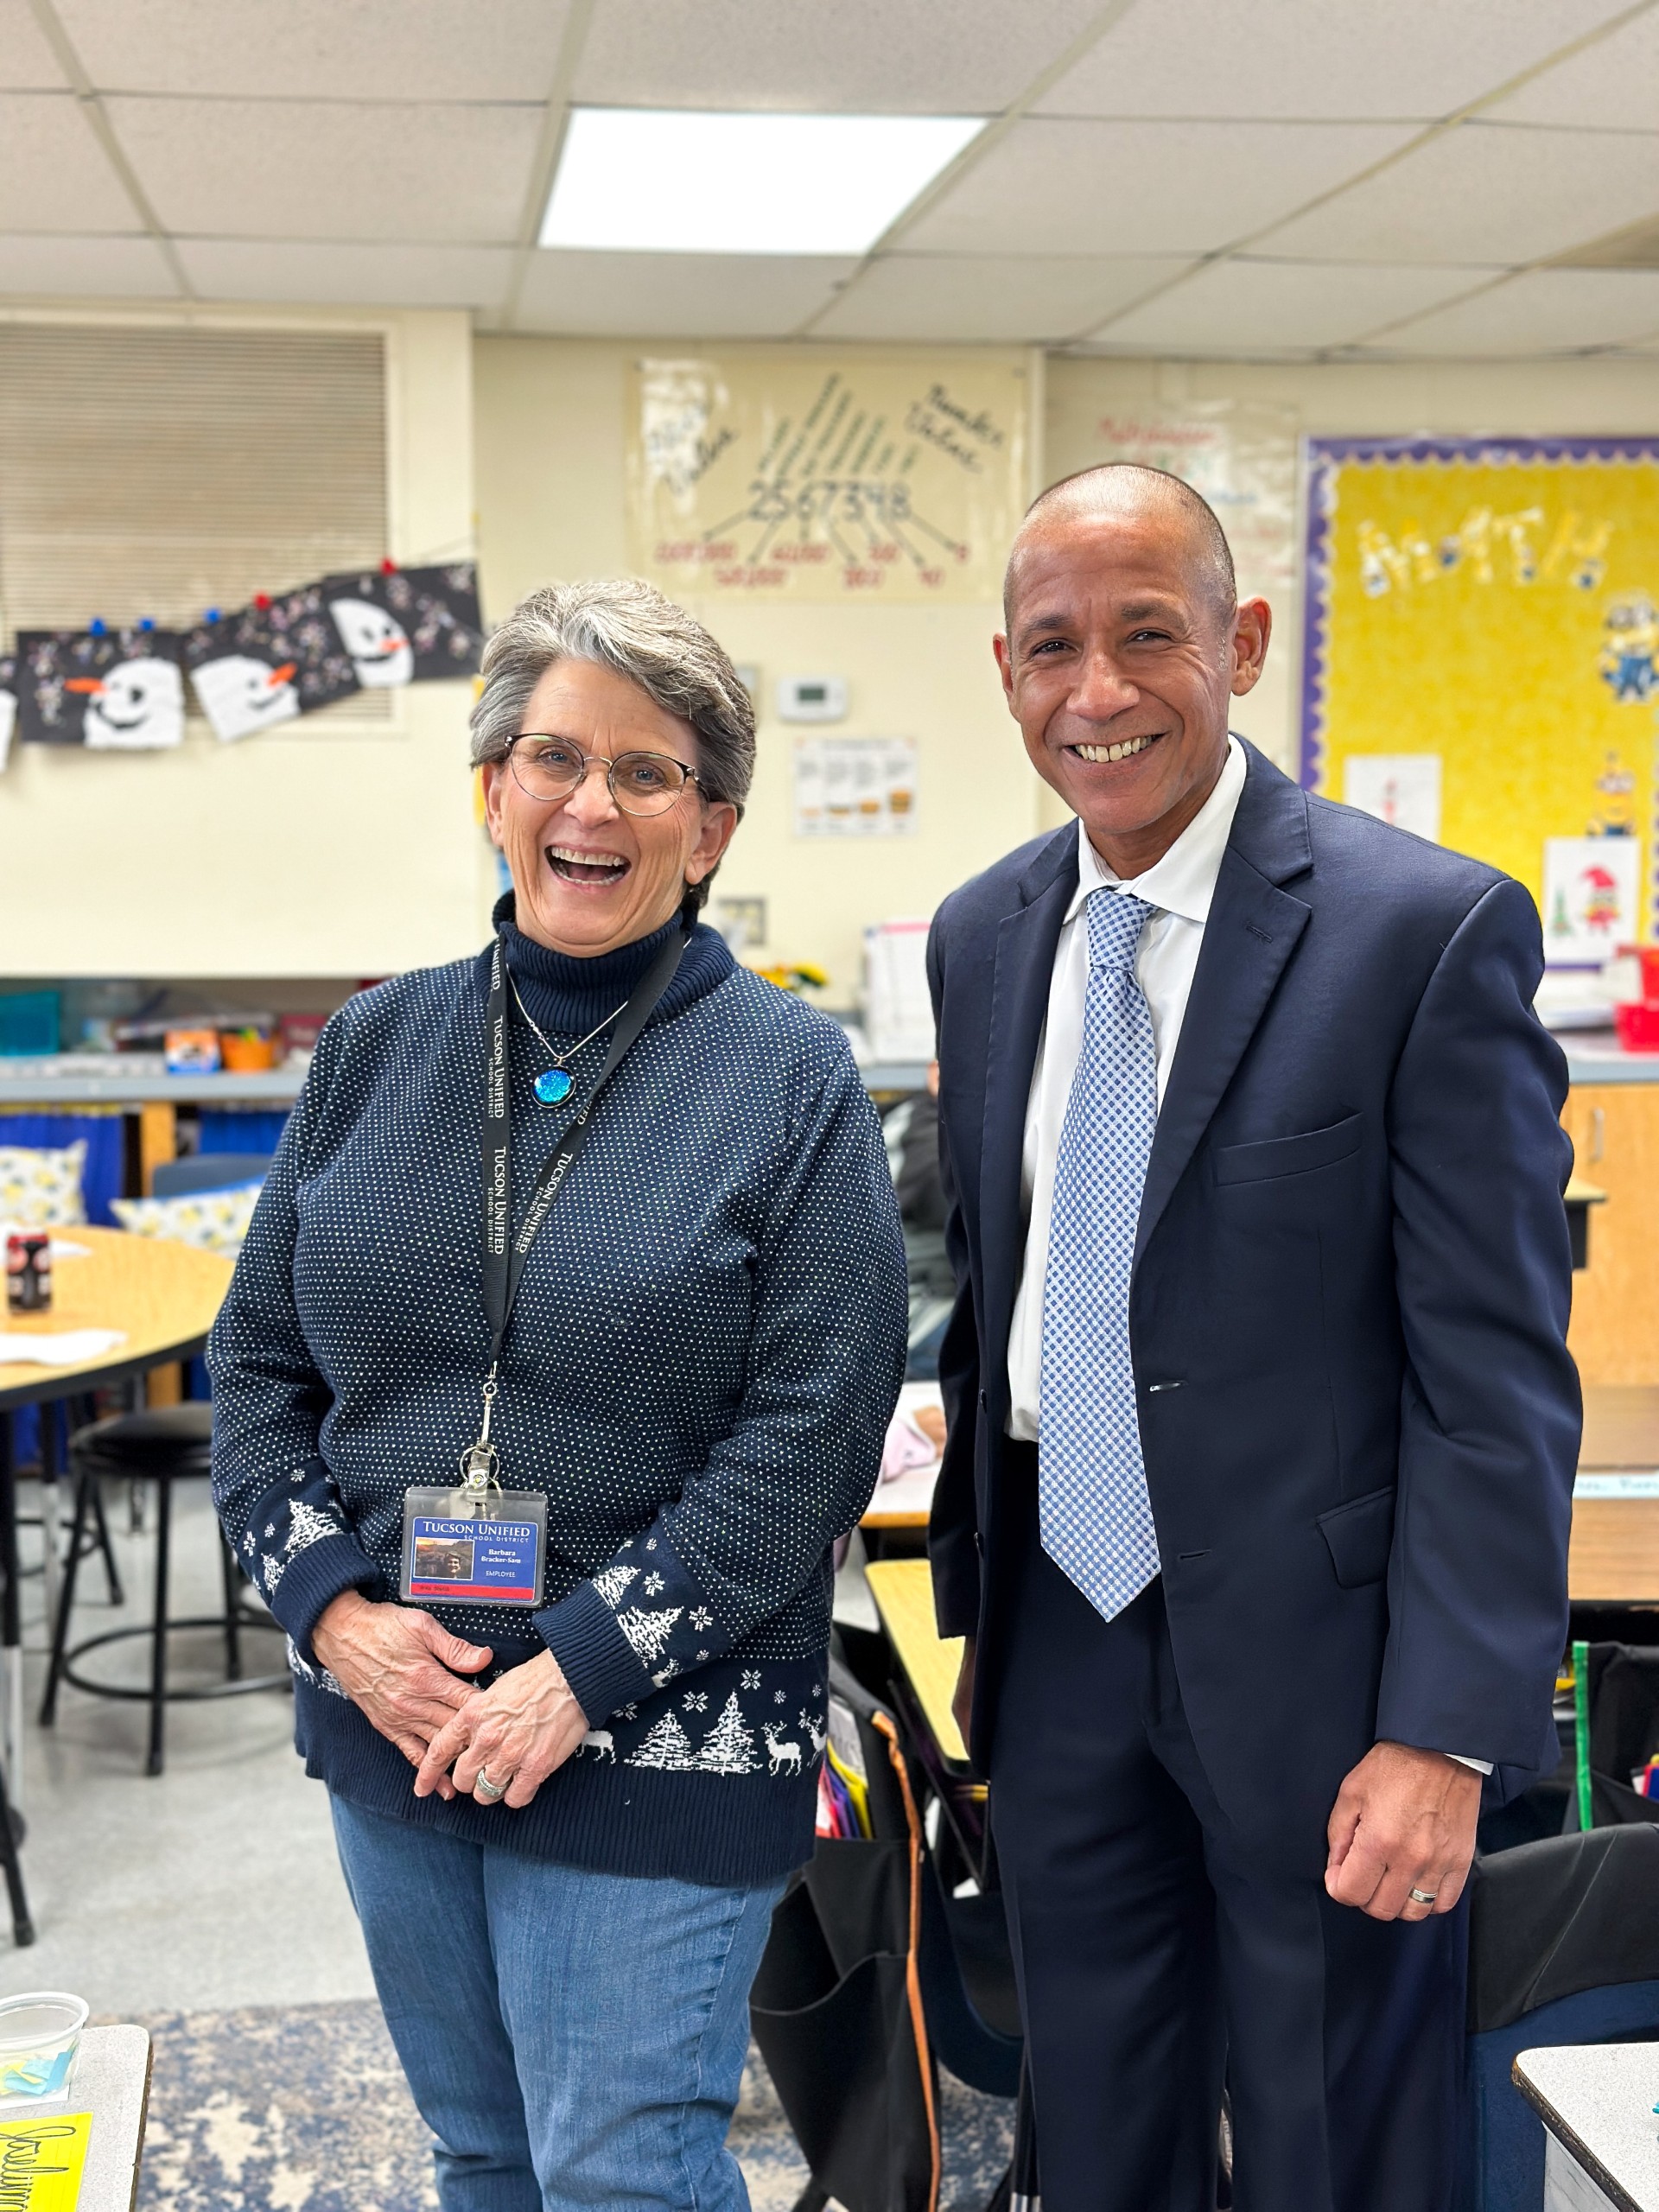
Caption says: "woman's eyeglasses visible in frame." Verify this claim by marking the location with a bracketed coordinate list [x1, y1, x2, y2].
[506, 735, 702, 818]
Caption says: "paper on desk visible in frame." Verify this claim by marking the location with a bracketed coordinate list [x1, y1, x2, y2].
[0, 1328, 125, 1366]
[0, 1222, 92, 1259]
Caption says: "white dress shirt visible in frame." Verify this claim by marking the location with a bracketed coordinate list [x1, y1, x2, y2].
[1001, 734, 1491, 1777]
[1006, 735, 1247, 1441]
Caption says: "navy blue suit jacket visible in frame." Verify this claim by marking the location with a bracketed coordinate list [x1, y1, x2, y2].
[927, 741, 1580, 1869]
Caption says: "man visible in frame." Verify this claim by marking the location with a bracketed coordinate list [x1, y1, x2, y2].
[926, 465, 1578, 2210]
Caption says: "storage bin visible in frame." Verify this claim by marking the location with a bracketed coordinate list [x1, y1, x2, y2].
[0, 991, 60, 1058]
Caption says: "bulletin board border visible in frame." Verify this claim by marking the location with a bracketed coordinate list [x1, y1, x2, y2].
[1299, 434, 1659, 795]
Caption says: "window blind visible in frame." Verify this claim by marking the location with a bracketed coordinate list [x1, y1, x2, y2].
[0, 321, 391, 721]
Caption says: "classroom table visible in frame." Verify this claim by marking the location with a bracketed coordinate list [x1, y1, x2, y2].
[1573, 1386, 1659, 1606]
[0, 1228, 235, 1803]
[1513, 2042, 1659, 2210]
[0, 2024, 154, 2209]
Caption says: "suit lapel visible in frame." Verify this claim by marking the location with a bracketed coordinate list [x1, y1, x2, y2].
[979, 830, 1076, 1396]
[1134, 749, 1314, 1264]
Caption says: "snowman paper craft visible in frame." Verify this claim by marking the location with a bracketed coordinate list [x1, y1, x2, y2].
[15, 627, 187, 748]
[329, 598, 414, 687]
[189, 654, 301, 742]
[323, 563, 485, 685]
[183, 587, 359, 742]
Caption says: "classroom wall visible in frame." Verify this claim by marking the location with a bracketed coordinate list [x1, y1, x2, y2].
[1046, 353, 1659, 789]
[472, 336, 1051, 1000]
[0, 305, 480, 980]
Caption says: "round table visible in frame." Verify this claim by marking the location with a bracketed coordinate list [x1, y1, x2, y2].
[0, 1227, 235, 1907]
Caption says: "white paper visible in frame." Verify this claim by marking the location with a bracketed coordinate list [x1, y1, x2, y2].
[1575, 1471, 1659, 1498]
[1542, 836, 1643, 967]
[863, 919, 935, 1061]
[0, 690, 15, 773]
[0, 1328, 125, 1366]
[793, 737, 917, 837]
[1343, 753, 1442, 843]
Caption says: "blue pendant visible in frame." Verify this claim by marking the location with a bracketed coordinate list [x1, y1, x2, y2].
[534, 1068, 574, 1106]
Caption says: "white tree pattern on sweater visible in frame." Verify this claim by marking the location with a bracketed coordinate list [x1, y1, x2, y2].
[626, 1711, 696, 1770]
[696, 1693, 760, 1775]
[617, 1605, 682, 1666]
[592, 1562, 639, 1609]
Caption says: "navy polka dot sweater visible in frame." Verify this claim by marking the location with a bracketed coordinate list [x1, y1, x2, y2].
[208, 903, 908, 1887]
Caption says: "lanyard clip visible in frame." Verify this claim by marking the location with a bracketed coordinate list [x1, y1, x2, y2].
[460, 1367, 502, 1497]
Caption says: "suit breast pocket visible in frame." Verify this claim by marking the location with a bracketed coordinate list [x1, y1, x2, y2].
[1214, 1113, 1363, 1187]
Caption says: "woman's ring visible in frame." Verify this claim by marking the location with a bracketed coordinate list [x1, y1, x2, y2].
[1408, 1887, 1436, 1906]
[474, 1769, 508, 1803]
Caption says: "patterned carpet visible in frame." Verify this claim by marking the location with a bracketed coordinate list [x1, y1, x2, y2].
[130, 1999, 1014, 2212]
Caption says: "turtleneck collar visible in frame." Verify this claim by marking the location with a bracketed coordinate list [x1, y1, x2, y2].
[492, 891, 736, 1035]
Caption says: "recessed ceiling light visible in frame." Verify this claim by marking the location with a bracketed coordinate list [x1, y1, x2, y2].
[539, 108, 986, 256]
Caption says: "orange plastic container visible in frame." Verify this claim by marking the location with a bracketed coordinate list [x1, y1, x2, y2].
[219, 1028, 276, 1073]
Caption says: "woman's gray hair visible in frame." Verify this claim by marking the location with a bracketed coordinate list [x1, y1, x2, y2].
[469, 578, 755, 809]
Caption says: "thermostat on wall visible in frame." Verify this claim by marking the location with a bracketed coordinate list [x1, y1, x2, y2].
[777, 675, 848, 723]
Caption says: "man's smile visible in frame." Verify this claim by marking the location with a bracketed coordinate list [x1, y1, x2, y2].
[1065, 732, 1165, 766]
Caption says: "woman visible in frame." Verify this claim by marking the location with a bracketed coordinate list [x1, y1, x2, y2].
[209, 579, 908, 2212]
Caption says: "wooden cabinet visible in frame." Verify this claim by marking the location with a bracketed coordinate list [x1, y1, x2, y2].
[1564, 1083, 1659, 1386]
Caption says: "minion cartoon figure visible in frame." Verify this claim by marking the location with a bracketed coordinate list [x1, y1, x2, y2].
[1599, 592, 1659, 702]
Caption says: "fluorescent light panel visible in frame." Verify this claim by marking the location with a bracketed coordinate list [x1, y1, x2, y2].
[540, 108, 986, 256]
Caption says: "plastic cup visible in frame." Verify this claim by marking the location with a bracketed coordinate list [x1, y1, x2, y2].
[0, 1994, 88, 2105]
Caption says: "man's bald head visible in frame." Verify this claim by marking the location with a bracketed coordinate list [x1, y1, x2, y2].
[1003, 463, 1237, 632]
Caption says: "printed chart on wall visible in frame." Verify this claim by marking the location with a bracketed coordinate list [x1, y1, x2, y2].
[627, 352, 1028, 601]
[1304, 438, 1659, 962]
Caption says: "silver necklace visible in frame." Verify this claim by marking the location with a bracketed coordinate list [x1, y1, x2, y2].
[509, 972, 628, 1107]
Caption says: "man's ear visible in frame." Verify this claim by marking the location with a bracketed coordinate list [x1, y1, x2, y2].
[994, 632, 1017, 712]
[1230, 599, 1273, 697]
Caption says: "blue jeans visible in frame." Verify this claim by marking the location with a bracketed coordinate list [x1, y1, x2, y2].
[330, 1797, 785, 2212]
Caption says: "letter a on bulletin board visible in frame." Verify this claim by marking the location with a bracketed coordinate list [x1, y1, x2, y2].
[1302, 437, 1659, 963]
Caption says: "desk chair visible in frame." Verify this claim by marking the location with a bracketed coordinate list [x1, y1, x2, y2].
[1459, 1825, 1659, 2211]
[39, 1403, 286, 1775]
[149, 1154, 272, 1198]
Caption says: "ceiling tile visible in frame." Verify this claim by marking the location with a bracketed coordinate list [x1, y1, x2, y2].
[0, 93, 136, 230]
[0, 0, 68, 90]
[574, 0, 1106, 112]
[177, 238, 514, 308]
[1361, 267, 1659, 353]
[1487, 9, 1659, 130]
[902, 118, 1419, 257]
[0, 232, 175, 296]
[1080, 257, 1499, 353]
[105, 97, 541, 243]
[1036, 0, 1628, 121]
[814, 253, 1196, 341]
[1262, 120, 1659, 264]
[512, 250, 855, 337]
[57, 0, 573, 101]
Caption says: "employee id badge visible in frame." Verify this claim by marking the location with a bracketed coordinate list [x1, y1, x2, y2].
[400, 1485, 548, 1609]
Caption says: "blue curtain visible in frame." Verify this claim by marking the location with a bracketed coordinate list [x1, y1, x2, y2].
[199, 1108, 289, 1155]
[1, 1111, 126, 1466]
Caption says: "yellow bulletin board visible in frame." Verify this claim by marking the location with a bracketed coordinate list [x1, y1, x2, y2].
[1302, 438, 1659, 959]
[626, 350, 1029, 604]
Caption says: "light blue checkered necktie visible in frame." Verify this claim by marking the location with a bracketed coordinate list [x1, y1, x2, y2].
[1038, 888, 1161, 1620]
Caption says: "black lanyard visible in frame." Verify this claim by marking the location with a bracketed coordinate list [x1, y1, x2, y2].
[480, 926, 686, 1369]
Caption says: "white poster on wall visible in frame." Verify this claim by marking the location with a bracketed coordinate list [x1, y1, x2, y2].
[1343, 753, 1442, 843]
[1542, 835, 1643, 965]
[1080, 401, 1300, 598]
[793, 736, 918, 837]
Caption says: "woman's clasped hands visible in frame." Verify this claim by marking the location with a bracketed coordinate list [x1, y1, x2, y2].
[313, 1591, 587, 1808]
[413, 1649, 588, 1809]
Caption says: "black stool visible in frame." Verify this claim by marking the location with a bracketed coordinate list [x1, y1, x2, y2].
[40, 1405, 288, 1775]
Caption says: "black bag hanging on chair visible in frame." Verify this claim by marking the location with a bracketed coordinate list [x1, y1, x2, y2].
[749, 1661, 940, 2212]
[1569, 1641, 1659, 1829]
